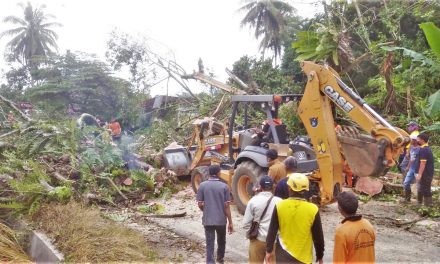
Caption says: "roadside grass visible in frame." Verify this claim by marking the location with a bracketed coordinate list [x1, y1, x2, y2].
[30, 201, 156, 262]
[0, 222, 30, 262]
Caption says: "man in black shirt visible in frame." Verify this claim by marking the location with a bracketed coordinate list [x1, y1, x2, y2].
[415, 133, 435, 207]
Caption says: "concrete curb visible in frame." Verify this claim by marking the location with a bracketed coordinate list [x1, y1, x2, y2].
[28, 231, 64, 263]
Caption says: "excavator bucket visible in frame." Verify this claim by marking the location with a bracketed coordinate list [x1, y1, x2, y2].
[163, 142, 191, 177]
[338, 134, 388, 178]
[338, 134, 387, 195]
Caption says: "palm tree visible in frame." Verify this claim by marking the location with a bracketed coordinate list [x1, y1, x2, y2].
[0, 2, 61, 66]
[239, 0, 294, 61]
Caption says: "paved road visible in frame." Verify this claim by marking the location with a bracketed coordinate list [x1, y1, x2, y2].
[148, 187, 440, 263]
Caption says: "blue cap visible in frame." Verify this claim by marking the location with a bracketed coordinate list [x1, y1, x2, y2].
[259, 175, 274, 189]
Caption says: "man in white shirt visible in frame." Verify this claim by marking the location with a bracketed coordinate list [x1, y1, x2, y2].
[243, 176, 281, 264]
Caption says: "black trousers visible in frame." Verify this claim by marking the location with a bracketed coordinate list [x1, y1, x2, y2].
[419, 175, 433, 196]
[275, 239, 304, 264]
[204, 225, 226, 264]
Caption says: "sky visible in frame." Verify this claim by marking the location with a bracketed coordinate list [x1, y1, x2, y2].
[0, 0, 323, 96]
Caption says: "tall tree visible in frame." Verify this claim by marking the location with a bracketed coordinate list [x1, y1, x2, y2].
[0, 2, 61, 67]
[239, 0, 294, 62]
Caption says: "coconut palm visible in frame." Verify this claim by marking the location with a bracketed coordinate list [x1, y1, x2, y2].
[239, 0, 294, 61]
[0, 2, 61, 66]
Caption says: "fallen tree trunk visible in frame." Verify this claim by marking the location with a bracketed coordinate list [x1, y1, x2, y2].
[135, 211, 186, 218]
[0, 94, 32, 122]
[0, 130, 19, 139]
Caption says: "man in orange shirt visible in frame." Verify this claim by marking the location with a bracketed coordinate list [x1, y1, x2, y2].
[108, 118, 122, 143]
[334, 191, 376, 264]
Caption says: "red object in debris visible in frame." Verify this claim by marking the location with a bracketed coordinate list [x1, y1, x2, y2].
[18, 102, 33, 109]
[123, 177, 133, 186]
[355, 177, 383, 196]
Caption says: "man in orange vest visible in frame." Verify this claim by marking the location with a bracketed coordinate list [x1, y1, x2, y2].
[108, 118, 122, 143]
[333, 191, 376, 264]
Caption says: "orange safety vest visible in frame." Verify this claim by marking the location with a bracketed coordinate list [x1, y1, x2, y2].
[108, 122, 121, 136]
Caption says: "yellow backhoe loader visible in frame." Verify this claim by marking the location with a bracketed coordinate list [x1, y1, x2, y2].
[168, 62, 409, 214]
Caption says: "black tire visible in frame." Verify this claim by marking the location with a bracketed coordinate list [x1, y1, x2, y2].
[232, 161, 265, 214]
[191, 166, 209, 194]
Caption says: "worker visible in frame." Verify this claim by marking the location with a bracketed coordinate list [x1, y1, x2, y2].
[415, 133, 434, 207]
[333, 192, 376, 264]
[265, 173, 324, 264]
[266, 149, 287, 186]
[274, 156, 298, 199]
[196, 165, 233, 264]
[108, 118, 122, 143]
[261, 95, 283, 138]
[243, 176, 281, 264]
[399, 121, 420, 173]
[401, 134, 420, 203]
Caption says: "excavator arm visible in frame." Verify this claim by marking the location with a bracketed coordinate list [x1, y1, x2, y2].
[297, 61, 409, 204]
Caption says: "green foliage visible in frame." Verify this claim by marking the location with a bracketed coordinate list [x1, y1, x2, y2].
[130, 170, 155, 191]
[230, 56, 298, 94]
[20, 51, 147, 128]
[140, 120, 184, 152]
[80, 142, 124, 171]
[106, 30, 157, 93]
[279, 102, 305, 136]
[381, 46, 435, 66]
[48, 186, 72, 201]
[426, 90, 440, 117]
[292, 28, 338, 65]
[136, 203, 164, 214]
[358, 194, 371, 203]
[419, 22, 440, 61]
[0, 158, 51, 217]
[0, 2, 61, 66]
[238, 0, 294, 61]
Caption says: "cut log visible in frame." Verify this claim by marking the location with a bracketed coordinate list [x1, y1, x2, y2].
[51, 172, 75, 184]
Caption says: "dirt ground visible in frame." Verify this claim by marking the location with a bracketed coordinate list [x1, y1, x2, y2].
[112, 183, 440, 263]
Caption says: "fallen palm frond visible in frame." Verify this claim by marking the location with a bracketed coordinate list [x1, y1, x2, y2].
[0, 222, 30, 262]
[31, 201, 155, 262]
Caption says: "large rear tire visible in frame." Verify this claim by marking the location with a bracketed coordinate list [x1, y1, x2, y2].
[232, 161, 265, 214]
[191, 166, 209, 194]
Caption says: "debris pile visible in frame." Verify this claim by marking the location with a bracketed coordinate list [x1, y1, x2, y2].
[0, 116, 180, 218]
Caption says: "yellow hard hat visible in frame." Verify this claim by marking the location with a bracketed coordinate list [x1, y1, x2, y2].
[287, 173, 309, 192]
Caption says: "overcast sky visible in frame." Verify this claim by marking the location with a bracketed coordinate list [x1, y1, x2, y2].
[0, 0, 322, 96]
